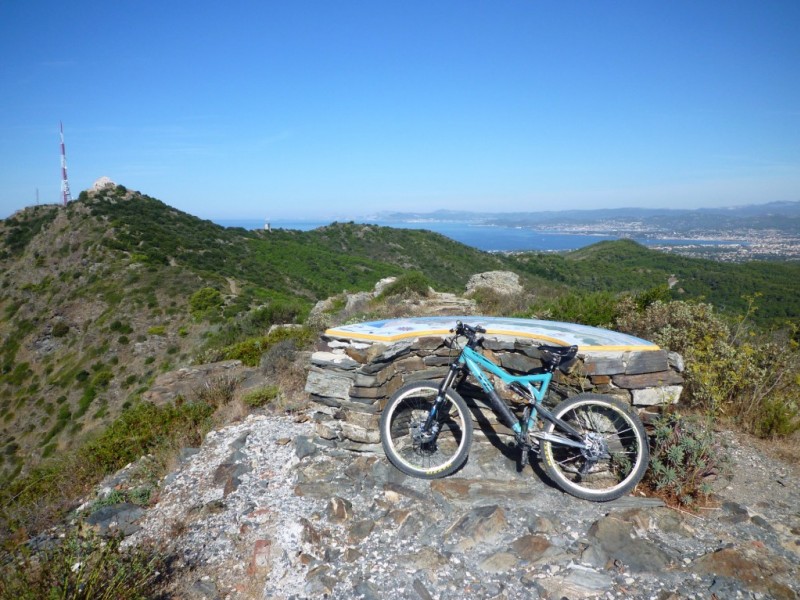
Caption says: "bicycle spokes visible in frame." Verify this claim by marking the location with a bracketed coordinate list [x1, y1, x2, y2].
[545, 400, 646, 494]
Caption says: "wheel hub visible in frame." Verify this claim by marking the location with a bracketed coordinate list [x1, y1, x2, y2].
[411, 420, 440, 445]
[582, 432, 608, 461]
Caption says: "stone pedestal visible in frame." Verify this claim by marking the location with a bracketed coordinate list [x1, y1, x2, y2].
[305, 320, 683, 451]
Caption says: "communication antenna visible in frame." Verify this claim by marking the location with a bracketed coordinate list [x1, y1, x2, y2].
[60, 122, 72, 206]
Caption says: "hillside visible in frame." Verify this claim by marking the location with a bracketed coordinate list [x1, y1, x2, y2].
[511, 239, 800, 325]
[2, 185, 799, 484]
[0, 186, 514, 482]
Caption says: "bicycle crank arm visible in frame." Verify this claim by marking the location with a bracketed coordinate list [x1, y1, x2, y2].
[530, 431, 588, 450]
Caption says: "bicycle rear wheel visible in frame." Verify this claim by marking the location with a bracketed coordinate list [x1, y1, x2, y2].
[380, 381, 473, 479]
[541, 394, 649, 501]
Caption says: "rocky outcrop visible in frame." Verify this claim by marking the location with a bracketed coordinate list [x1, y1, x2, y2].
[93, 414, 798, 599]
[308, 278, 478, 330]
[142, 360, 267, 405]
[465, 270, 524, 296]
[91, 176, 116, 191]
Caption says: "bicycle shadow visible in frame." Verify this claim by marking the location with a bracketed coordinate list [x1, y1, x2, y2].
[457, 387, 562, 492]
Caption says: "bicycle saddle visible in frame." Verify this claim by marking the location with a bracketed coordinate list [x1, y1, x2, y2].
[538, 344, 579, 371]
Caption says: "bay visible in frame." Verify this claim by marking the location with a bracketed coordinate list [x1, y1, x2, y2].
[212, 218, 735, 252]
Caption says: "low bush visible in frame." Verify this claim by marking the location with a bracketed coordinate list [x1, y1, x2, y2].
[52, 322, 70, 337]
[221, 326, 314, 367]
[615, 298, 800, 437]
[189, 287, 223, 320]
[377, 271, 432, 299]
[192, 375, 240, 408]
[645, 413, 728, 508]
[1, 399, 216, 544]
[242, 385, 280, 408]
[526, 290, 620, 327]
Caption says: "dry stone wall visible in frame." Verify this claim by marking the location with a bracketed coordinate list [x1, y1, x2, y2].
[305, 333, 684, 451]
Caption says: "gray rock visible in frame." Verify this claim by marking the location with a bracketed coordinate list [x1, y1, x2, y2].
[304, 367, 354, 400]
[412, 578, 435, 600]
[479, 551, 519, 573]
[632, 385, 683, 406]
[85, 503, 144, 536]
[541, 565, 613, 597]
[584, 514, 672, 572]
[465, 271, 523, 296]
[178, 447, 201, 462]
[445, 505, 508, 552]
[188, 577, 220, 600]
[294, 435, 318, 459]
[228, 431, 250, 451]
[353, 579, 381, 600]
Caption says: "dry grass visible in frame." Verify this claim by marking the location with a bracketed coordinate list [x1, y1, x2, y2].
[744, 429, 800, 469]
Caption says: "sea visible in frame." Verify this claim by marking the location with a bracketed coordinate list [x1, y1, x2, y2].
[212, 219, 736, 253]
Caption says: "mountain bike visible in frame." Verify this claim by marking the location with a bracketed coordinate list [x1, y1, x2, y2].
[379, 321, 649, 501]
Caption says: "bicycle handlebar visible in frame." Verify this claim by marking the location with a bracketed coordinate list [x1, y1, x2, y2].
[451, 321, 486, 343]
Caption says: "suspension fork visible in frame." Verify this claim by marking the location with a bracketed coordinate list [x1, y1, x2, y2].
[422, 362, 461, 431]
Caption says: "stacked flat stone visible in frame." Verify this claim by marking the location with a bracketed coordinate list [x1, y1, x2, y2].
[305, 332, 684, 452]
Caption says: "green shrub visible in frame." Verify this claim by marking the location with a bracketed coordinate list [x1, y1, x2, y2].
[527, 290, 620, 327]
[645, 413, 727, 508]
[5, 363, 32, 386]
[52, 322, 70, 337]
[109, 320, 133, 334]
[251, 299, 305, 327]
[242, 385, 280, 408]
[146, 325, 166, 336]
[74, 387, 97, 418]
[91, 370, 113, 388]
[222, 326, 314, 367]
[615, 298, 800, 437]
[378, 271, 432, 298]
[189, 287, 223, 320]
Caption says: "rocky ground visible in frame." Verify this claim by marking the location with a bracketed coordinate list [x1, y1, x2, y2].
[97, 408, 800, 600]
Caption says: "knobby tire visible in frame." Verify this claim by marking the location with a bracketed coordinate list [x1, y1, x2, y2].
[380, 381, 473, 479]
[541, 394, 649, 501]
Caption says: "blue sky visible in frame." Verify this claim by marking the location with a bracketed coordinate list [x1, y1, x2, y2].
[1, 1, 799, 220]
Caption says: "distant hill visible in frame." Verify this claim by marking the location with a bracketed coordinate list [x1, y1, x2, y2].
[377, 201, 800, 231]
[1, 185, 798, 483]
[510, 239, 800, 323]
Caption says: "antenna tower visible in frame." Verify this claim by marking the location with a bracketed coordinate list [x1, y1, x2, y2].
[60, 122, 72, 206]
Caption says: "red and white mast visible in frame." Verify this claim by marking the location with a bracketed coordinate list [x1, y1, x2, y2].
[60, 121, 72, 206]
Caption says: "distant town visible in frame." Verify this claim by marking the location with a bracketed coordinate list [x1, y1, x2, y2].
[534, 221, 800, 262]
[378, 202, 800, 262]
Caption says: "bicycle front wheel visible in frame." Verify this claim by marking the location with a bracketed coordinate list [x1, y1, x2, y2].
[541, 394, 649, 501]
[380, 381, 473, 479]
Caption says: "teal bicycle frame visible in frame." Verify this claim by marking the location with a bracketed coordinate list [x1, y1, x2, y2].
[428, 342, 589, 451]
[460, 345, 551, 406]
